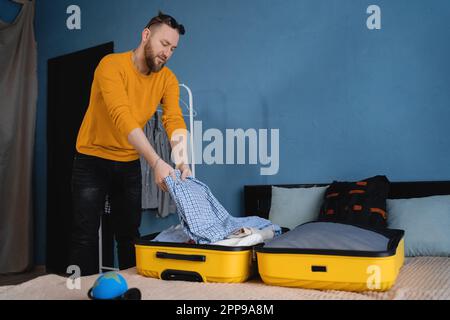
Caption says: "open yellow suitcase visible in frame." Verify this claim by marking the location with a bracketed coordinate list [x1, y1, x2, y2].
[256, 222, 405, 292]
[135, 234, 258, 283]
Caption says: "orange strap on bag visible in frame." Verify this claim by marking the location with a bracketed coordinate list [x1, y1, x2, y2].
[370, 208, 387, 219]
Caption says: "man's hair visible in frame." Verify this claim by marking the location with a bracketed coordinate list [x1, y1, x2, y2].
[145, 11, 185, 35]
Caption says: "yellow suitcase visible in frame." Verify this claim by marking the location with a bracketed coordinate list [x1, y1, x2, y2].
[135, 234, 257, 283]
[256, 222, 404, 292]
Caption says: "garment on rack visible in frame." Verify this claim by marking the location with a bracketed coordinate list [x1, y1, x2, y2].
[140, 111, 176, 217]
[164, 170, 281, 244]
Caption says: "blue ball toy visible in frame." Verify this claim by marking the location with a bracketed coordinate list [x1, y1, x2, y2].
[88, 272, 129, 300]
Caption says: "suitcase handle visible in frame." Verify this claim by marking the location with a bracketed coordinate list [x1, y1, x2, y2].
[156, 251, 206, 262]
[161, 269, 203, 282]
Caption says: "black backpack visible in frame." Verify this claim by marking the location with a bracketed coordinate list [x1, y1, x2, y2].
[318, 175, 390, 229]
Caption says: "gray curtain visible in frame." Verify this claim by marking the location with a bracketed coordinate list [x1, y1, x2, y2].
[0, 0, 37, 273]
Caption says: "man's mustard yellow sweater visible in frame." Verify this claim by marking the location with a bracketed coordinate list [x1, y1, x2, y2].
[76, 51, 187, 162]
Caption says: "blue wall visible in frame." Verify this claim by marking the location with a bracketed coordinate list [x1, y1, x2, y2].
[12, 0, 450, 264]
[0, 0, 21, 23]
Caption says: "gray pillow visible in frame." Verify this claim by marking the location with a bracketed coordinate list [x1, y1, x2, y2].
[387, 195, 450, 257]
[269, 186, 328, 230]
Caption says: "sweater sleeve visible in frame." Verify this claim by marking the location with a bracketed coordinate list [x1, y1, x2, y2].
[95, 56, 140, 137]
[161, 70, 187, 140]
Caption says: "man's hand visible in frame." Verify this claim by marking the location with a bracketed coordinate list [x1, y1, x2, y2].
[176, 163, 192, 180]
[153, 158, 176, 192]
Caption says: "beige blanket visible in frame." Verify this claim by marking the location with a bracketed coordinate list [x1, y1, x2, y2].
[1, 257, 449, 300]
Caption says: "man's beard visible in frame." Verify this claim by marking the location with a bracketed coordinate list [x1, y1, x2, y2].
[144, 43, 165, 73]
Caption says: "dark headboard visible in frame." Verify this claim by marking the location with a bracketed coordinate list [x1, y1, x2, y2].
[244, 181, 450, 219]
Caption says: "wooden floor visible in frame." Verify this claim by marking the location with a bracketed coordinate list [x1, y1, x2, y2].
[0, 266, 47, 286]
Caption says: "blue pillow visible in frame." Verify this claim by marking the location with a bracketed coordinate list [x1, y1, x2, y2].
[387, 195, 450, 257]
[269, 186, 328, 230]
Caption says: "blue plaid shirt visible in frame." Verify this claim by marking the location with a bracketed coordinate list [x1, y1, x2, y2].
[164, 170, 281, 244]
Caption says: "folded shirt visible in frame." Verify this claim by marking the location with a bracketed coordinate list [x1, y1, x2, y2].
[153, 224, 191, 243]
[163, 170, 281, 244]
[213, 234, 264, 247]
[154, 225, 276, 247]
[213, 226, 275, 247]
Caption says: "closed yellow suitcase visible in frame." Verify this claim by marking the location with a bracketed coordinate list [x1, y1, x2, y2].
[135, 234, 257, 283]
[256, 223, 404, 292]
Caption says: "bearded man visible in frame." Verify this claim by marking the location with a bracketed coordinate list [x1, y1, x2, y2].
[70, 12, 190, 275]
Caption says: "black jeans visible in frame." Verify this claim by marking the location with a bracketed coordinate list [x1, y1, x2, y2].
[69, 152, 142, 276]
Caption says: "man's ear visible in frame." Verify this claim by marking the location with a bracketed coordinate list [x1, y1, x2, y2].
[142, 28, 151, 43]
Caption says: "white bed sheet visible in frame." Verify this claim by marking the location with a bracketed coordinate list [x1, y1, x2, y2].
[0, 257, 449, 300]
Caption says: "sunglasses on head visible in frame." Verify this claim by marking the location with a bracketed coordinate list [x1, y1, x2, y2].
[146, 14, 185, 35]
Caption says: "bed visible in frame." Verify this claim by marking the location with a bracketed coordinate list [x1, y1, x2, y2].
[1, 181, 449, 300]
[244, 181, 450, 219]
